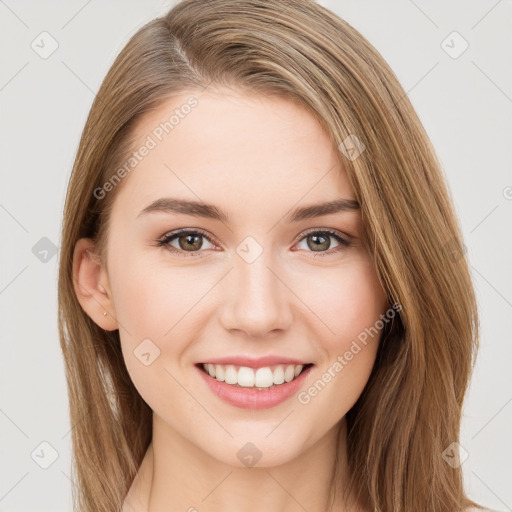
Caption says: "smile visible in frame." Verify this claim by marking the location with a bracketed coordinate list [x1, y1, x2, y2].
[199, 362, 313, 389]
[195, 363, 315, 410]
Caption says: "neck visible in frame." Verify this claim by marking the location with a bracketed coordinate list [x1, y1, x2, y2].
[123, 415, 365, 512]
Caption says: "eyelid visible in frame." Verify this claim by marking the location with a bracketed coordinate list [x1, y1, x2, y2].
[156, 227, 219, 250]
[171, 227, 217, 244]
[291, 227, 351, 245]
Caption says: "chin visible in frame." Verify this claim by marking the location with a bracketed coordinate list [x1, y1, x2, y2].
[204, 435, 305, 469]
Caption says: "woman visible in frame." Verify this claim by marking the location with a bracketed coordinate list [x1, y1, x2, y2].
[58, 1, 495, 511]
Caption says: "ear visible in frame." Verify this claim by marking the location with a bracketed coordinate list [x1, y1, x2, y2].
[72, 238, 119, 331]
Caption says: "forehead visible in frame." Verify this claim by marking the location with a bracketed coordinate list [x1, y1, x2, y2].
[111, 89, 356, 219]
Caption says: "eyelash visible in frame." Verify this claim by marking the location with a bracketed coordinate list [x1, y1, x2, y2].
[155, 228, 352, 258]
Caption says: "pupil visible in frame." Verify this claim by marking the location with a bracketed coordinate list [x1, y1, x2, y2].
[309, 233, 329, 251]
[181, 234, 201, 251]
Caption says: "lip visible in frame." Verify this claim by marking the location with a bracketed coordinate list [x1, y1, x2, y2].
[195, 363, 314, 410]
[198, 355, 312, 368]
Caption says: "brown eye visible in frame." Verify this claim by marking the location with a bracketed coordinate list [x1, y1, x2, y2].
[175, 233, 205, 251]
[306, 233, 330, 251]
[157, 229, 216, 256]
[295, 230, 351, 256]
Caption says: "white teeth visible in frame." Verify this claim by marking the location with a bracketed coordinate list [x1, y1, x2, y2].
[273, 365, 285, 385]
[238, 366, 255, 387]
[201, 363, 308, 388]
[255, 367, 273, 388]
[224, 365, 237, 385]
[215, 364, 225, 382]
[284, 364, 295, 382]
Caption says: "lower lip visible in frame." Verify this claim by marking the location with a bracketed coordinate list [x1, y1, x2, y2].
[196, 364, 314, 410]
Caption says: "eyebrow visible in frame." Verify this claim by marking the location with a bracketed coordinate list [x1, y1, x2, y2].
[137, 197, 360, 223]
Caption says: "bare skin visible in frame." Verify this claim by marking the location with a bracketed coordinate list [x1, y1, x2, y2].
[74, 88, 389, 512]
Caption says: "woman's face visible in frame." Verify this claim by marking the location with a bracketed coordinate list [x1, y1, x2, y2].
[96, 88, 389, 466]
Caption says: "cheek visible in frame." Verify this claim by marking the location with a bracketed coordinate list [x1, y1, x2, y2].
[297, 259, 387, 413]
[108, 252, 209, 342]
[297, 257, 387, 350]
[107, 252, 217, 395]
[108, 254, 195, 414]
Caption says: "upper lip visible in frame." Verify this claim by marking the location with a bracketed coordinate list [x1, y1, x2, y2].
[198, 356, 313, 368]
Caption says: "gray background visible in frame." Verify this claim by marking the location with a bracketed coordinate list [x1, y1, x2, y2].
[1, 1, 511, 510]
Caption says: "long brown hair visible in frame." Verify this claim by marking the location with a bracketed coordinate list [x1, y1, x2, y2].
[58, 1, 483, 511]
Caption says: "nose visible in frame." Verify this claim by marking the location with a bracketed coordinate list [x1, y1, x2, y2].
[218, 251, 293, 338]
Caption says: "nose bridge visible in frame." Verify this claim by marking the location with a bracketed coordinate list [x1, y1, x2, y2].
[219, 245, 293, 337]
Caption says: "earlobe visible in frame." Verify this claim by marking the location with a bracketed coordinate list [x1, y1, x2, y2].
[72, 238, 118, 331]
